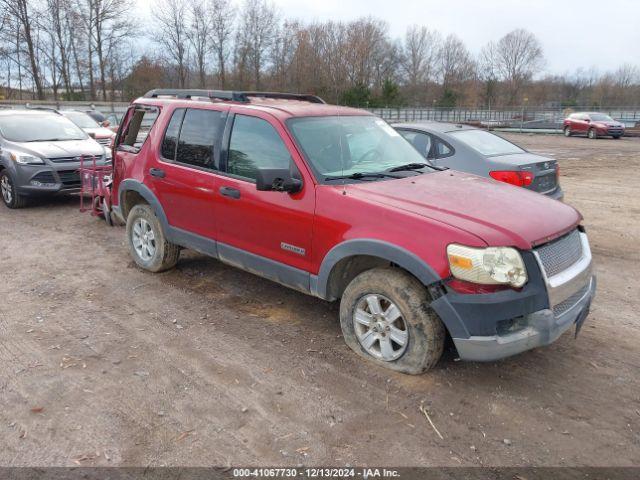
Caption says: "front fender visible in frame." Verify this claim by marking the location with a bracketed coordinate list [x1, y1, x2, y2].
[311, 238, 442, 300]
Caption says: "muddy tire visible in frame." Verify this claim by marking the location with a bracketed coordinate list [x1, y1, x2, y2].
[588, 128, 597, 139]
[126, 204, 179, 272]
[563, 126, 571, 137]
[0, 170, 27, 209]
[339, 267, 445, 374]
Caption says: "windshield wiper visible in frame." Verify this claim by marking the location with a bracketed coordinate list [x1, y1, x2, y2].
[325, 172, 403, 181]
[24, 138, 71, 142]
[387, 162, 432, 172]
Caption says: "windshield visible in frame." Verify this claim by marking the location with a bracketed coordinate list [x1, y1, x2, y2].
[288, 116, 430, 179]
[0, 114, 87, 142]
[589, 114, 614, 122]
[450, 129, 525, 156]
[62, 111, 100, 128]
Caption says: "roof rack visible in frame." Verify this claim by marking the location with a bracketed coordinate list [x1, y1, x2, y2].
[24, 104, 62, 114]
[142, 89, 326, 104]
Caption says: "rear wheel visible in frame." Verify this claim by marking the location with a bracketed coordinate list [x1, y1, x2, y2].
[563, 126, 572, 137]
[588, 128, 598, 139]
[0, 171, 27, 209]
[339, 267, 445, 374]
[126, 204, 180, 272]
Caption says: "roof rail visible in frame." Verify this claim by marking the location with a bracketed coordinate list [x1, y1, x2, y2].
[24, 104, 62, 114]
[142, 89, 326, 104]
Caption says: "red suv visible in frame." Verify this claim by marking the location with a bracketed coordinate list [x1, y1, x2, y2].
[110, 89, 596, 374]
[563, 112, 625, 139]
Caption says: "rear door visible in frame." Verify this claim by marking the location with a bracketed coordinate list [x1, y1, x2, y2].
[148, 106, 226, 239]
[215, 108, 316, 275]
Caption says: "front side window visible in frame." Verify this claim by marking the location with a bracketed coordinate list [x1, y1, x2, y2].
[288, 116, 429, 179]
[0, 113, 87, 142]
[227, 115, 292, 181]
[450, 129, 524, 156]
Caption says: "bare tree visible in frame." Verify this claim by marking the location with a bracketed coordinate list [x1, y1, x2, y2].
[402, 25, 440, 104]
[209, 0, 235, 88]
[482, 29, 544, 104]
[154, 0, 190, 88]
[187, 0, 211, 88]
[236, 0, 278, 90]
[1, 0, 45, 98]
[437, 34, 475, 105]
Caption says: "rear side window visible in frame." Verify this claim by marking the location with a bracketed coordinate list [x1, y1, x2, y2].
[434, 139, 453, 158]
[161, 109, 185, 159]
[398, 130, 432, 158]
[227, 115, 292, 181]
[160, 108, 221, 169]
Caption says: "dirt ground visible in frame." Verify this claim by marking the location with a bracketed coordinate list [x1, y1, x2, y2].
[0, 134, 639, 468]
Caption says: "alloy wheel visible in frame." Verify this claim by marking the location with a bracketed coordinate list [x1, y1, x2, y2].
[353, 294, 409, 361]
[131, 218, 157, 261]
[1, 174, 13, 205]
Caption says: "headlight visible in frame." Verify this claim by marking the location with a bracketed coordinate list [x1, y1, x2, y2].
[10, 152, 45, 165]
[447, 244, 528, 288]
[103, 147, 112, 160]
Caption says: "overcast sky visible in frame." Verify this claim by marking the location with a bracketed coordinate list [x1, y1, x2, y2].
[137, 0, 639, 75]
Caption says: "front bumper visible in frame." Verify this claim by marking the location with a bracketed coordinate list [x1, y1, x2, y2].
[14, 161, 109, 195]
[431, 231, 595, 361]
[453, 276, 595, 361]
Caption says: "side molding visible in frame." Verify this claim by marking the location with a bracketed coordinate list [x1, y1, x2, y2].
[313, 239, 442, 300]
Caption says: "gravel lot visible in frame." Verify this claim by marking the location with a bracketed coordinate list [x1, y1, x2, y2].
[0, 134, 638, 467]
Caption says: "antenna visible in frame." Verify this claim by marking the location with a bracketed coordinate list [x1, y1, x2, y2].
[338, 111, 346, 196]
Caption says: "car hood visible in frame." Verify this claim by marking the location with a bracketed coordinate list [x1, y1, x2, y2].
[346, 170, 581, 249]
[487, 152, 556, 167]
[82, 126, 116, 138]
[10, 139, 105, 158]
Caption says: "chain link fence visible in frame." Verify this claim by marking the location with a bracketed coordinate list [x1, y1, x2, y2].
[2, 100, 639, 134]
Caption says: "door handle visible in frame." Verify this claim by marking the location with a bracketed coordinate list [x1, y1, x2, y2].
[149, 168, 166, 178]
[219, 186, 241, 199]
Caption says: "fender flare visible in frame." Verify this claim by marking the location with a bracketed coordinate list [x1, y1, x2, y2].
[118, 179, 169, 229]
[312, 239, 442, 300]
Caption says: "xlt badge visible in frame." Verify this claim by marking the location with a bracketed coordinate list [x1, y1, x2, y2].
[281, 242, 306, 256]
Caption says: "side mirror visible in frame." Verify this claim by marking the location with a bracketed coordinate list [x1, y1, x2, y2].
[256, 168, 302, 194]
[585, 119, 591, 123]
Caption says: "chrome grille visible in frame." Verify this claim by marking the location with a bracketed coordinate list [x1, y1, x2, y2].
[553, 283, 589, 317]
[535, 229, 583, 278]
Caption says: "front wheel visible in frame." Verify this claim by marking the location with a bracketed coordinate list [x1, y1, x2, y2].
[126, 204, 180, 272]
[0, 171, 27, 209]
[588, 128, 598, 139]
[612, 135, 621, 139]
[339, 267, 445, 374]
[563, 126, 572, 137]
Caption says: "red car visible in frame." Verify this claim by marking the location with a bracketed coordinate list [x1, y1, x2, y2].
[109, 89, 596, 374]
[563, 112, 625, 139]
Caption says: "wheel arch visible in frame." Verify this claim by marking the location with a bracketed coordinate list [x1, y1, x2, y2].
[312, 239, 442, 301]
[118, 179, 168, 228]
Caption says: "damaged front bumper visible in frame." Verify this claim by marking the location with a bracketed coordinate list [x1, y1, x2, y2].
[431, 231, 596, 362]
[452, 276, 595, 361]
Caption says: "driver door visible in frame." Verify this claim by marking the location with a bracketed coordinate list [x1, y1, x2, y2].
[215, 109, 316, 276]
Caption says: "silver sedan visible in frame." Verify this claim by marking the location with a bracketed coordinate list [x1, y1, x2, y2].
[393, 122, 563, 200]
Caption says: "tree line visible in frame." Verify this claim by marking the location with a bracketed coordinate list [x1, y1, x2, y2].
[1, 0, 639, 107]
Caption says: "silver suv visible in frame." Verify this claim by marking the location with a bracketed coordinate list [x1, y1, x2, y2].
[0, 109, 110, 208]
